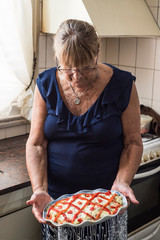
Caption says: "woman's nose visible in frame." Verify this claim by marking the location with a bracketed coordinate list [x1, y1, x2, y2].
[72, 70, 82, 79]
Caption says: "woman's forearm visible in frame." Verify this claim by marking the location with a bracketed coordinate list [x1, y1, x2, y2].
[26, 139, 48, 192]
[114, 142, 143, 186]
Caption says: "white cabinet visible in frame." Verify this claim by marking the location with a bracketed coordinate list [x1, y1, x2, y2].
[0, 207, 41, 240]
[0, 186, 41, 240]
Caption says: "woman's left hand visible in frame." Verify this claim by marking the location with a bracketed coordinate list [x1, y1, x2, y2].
[111, 182, 139, 214]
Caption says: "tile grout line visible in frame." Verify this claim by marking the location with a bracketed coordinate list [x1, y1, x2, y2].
[151, 37, 158, 108]
[117, 38, 120, 67]
[135, 37, 138, 76]
[45, 34, 47, 69]
[158, 1, 160, 25]
[105, 38, 107, 63]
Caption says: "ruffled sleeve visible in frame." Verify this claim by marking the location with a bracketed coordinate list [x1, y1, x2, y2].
[102, 66, 136, 112]
[36, 68, 58, 108]
[36, 71, 48, 102]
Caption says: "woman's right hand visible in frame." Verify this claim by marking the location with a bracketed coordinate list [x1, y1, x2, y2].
[26, 189, 52, 224]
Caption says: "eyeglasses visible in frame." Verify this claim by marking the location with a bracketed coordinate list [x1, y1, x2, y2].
[56, 57, 98, 76]
[57, 65, 97, 76]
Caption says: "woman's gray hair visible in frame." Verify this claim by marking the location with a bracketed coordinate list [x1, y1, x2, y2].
[54, 19, 100, 67]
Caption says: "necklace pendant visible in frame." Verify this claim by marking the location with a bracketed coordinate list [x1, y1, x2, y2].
[74, 98, 81, 105]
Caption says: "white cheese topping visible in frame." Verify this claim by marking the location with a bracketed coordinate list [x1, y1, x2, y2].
[48, 192, 123, 225]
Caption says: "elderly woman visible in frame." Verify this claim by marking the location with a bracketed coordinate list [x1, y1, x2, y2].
[26, 19, 143, 239]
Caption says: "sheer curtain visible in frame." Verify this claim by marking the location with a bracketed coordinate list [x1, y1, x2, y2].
[0, 0, 34, 120]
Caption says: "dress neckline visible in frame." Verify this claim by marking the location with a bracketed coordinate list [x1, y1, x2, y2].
[54, 64, 116, 118]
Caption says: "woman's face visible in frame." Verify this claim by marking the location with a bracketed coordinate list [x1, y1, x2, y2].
[57, 57, 98, 88]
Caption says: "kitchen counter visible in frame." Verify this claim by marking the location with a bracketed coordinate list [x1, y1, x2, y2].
[0, 134, 41, 240]
[0, 134, 30, 195]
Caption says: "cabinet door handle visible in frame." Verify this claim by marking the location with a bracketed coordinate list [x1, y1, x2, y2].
[134, 166, 160, 179]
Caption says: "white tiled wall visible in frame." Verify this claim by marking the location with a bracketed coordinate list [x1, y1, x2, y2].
[38, 1, 160, 115]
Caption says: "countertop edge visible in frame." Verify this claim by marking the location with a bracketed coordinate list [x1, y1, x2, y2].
[0, 181, 31, 195]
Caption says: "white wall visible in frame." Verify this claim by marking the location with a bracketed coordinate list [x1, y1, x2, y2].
[38, 0, 160, 115]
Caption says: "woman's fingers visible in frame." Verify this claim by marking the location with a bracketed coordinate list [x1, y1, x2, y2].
[26, 194, 37, 206]
[32, 206, 46, 224]
[111, 182, 139, 214]
[26, 199, 35, 206]
[26, 191, 52, 224]
[111, 182, 134, 215]
[27, 191, 51, 223]
[126, 197, 130, 206]
[128, 191, 139, 205]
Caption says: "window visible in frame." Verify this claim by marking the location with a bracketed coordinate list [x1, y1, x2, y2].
[0, 0, 36, 121]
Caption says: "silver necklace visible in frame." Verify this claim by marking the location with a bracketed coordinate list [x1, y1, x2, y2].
[69, 82, 89, 105]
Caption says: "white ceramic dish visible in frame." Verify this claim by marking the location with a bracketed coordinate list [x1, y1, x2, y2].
[43, 188, 127, 228]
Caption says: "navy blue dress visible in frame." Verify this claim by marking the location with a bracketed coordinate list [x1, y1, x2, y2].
[36, 64, 135, 200]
